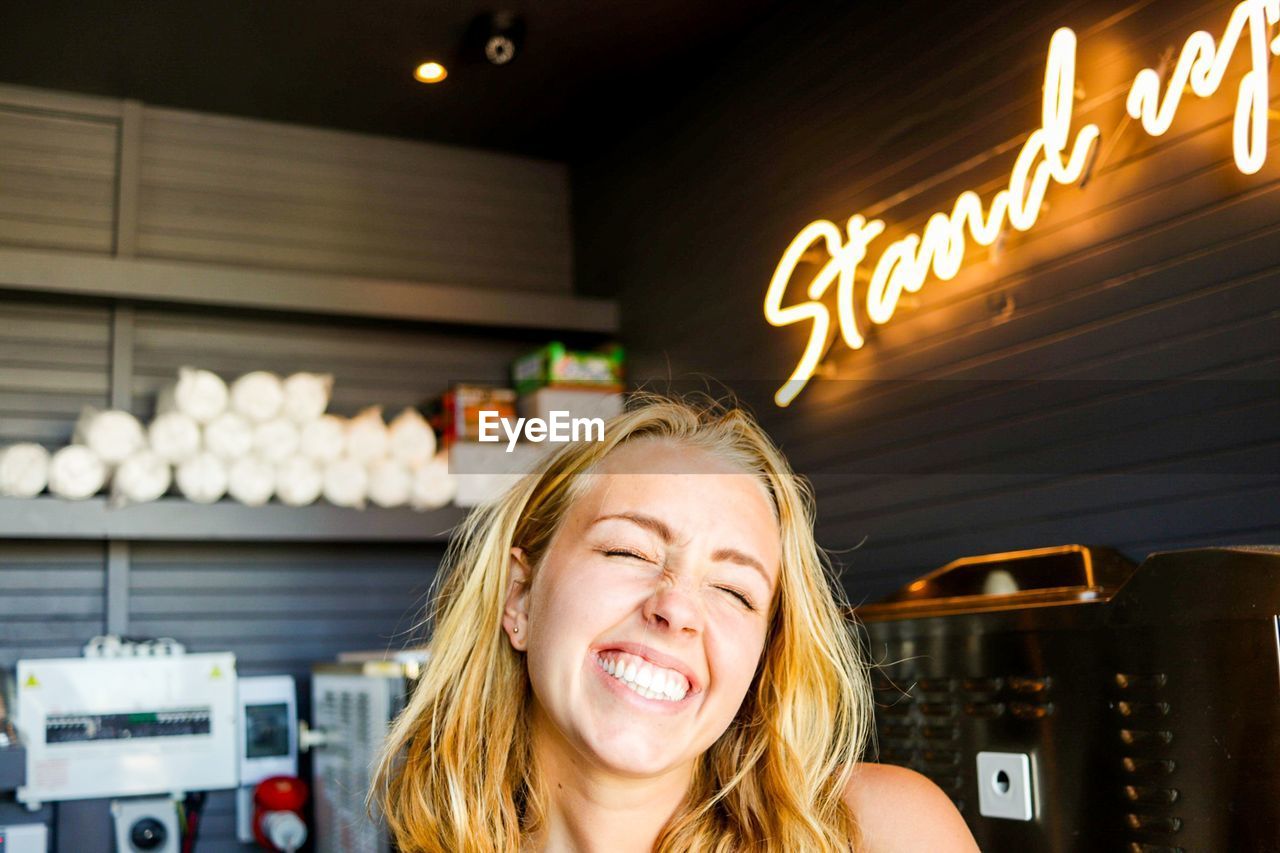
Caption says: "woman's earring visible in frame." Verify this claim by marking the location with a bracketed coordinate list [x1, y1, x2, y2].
[513, 625, 519, 634]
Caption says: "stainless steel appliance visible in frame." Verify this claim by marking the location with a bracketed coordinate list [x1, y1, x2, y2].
[309, 658, 420, 853]
[858, 545, 1280, 852]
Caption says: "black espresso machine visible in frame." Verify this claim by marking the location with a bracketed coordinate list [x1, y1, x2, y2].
[856, 545, 1280, 852]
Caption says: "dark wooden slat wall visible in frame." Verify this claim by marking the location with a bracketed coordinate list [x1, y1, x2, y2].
[573, 0, 1280, 599]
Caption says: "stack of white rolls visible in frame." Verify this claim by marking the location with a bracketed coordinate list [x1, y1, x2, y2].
[0, 366, 457, 511]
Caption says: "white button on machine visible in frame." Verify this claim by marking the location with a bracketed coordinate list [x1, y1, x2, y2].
[976, 751, 1035, 821]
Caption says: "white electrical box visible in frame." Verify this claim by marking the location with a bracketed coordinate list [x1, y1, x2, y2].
[0, 822, 48, 853]
[236, 676, 299, 843]
[237, 675, 298, 785]
[15, 653, 238, 804]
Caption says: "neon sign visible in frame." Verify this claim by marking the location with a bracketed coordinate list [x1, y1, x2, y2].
[1127, 0, 1279, 175]
[766, 0, 1280, 407]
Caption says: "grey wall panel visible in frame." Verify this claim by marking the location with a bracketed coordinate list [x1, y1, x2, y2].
[0, 542, 106, 667]
[127, 541, 440, 851]
[574, 0, 1280, 598]
[128, 542, 438, 680]
[136, 107, 573, 292]
[0, 296, 111, 445]
[0, 106, 118, 255]
[128, 306, 534, 418]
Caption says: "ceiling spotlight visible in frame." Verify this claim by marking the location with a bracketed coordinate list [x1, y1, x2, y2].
[477, 11, 525, 66]
[413, 61, 448, 83]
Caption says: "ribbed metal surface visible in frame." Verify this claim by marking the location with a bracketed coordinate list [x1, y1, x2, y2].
[136, 106, 573, 292]
[0, 295, 111, 446]
[0, 105, 118, 254]
[575, 0, 1280, 599]
[127, 542, 438, 694]
[0, 542, 106, 667]
[129, 305, 531, 418]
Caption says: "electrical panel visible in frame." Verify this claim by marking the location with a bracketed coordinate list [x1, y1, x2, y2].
[15, 653, 238, 804]
[236, 675, 299, 843]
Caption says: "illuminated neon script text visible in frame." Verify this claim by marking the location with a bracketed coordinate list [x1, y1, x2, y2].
[766, 0, 1280, 406]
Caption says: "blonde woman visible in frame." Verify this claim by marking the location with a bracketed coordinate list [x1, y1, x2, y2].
[373, 397, 977, 851]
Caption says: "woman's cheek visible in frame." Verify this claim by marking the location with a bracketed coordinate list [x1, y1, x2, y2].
[706, 622, 767, 694]
[538, 559, 647, 624]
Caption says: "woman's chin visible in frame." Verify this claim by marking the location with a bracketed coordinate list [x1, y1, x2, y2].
[584, 731, 689, 778]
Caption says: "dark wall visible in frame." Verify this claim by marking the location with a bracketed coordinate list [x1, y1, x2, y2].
[575, 0, 1280, 599]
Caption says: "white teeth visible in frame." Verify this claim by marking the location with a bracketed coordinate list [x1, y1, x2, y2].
[596, 652, 690, 703]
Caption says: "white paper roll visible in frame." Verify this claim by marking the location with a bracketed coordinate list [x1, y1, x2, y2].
[48, 445, 108, 500]
[204, 412, 254, 461]
[176, 452, 228, 504]
[410, 452, 457, 510]
[345, 406, 389, 463]
[323, 457, 368, 509]
[148, 411, 202, 464]
[74, 408, 146, 466]
[113, 450, 172, 504]
[0, 443, 50, 497]
[227, 456, 275, 506]
[282, 372, 333, 423]
[253, 418, 300, 463]
[230, 371, 284, 423]
[276, 455, 323, 507]
[299, 415, 347, 463]
[368, 458, 412, 509]
[387, 407, 437, 467]
[158, 367, 228, 424]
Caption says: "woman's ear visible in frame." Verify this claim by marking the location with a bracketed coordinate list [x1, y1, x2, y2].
[503, 547, 532, 651]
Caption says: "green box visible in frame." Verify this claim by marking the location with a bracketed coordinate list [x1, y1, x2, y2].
[512, 341, 625, 395]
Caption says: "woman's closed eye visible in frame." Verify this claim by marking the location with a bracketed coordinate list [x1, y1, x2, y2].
[600, 547, 652, 562]
[716, 585, 756, 611]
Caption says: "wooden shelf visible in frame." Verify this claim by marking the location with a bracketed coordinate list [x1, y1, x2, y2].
[0, 496, 467, 543]
[0, 247, 619, 334]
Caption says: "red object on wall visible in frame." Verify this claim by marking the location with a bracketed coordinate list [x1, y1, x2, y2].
[252, 775, 309, 850]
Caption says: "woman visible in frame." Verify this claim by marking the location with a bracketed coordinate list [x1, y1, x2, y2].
[373, 396, 977, 851]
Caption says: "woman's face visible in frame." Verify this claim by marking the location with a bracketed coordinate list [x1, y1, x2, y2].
[505, 439, 782, 778]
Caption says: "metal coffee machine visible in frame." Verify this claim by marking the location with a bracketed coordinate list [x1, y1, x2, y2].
[857, 545, 1280, 852]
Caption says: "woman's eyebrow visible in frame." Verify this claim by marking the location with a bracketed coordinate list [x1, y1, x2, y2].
[591, 512, 675, 542]
[711, 547, 772, 586]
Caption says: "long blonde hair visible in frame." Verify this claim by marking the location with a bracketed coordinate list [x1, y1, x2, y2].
[371, 395, 873, 851]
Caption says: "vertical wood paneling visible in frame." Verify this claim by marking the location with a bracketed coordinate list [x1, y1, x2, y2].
[574, 0, 1280, 598]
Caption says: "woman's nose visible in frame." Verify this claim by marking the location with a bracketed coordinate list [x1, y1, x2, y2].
[642, 581, 703, 635]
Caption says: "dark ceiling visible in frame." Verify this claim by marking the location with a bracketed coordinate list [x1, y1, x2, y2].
[0, 0, 784, 161]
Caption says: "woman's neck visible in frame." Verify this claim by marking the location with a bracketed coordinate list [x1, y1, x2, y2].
[527, 712, 693, 853]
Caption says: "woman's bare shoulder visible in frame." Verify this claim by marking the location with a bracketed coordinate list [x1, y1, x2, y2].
[843, 762, 980, 852]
